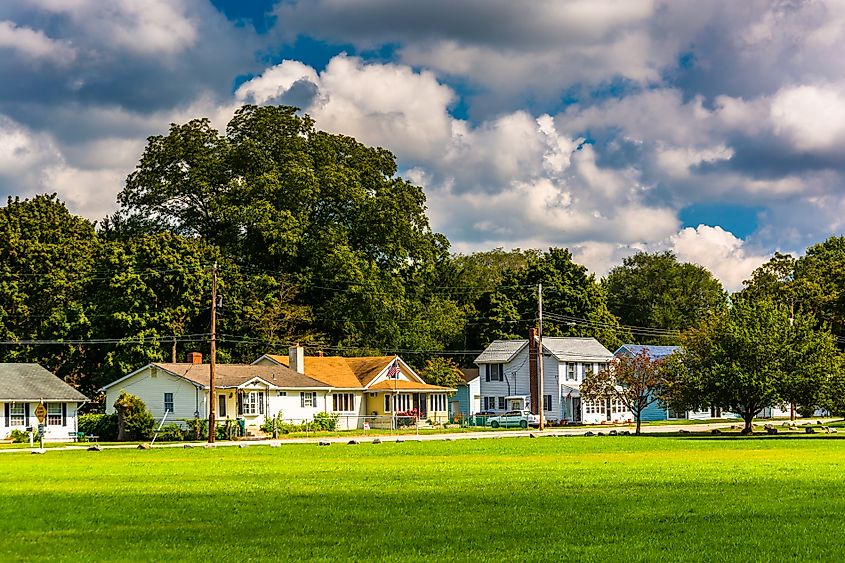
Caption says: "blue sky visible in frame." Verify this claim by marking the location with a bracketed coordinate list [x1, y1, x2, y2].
[2, 1, 845, 290]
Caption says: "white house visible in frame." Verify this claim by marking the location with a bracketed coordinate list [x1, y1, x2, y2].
[101, 352, 331, 433]
[1, 363, 88, 441]
[474, 333, 624, 424]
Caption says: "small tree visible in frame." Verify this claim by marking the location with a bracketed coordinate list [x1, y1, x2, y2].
[419, 357, 464, 390]
[113, 391, 155, 441]
[581, 349, 668, 435]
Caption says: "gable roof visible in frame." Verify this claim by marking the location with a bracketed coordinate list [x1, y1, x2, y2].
[257, 354, 420, 389]
[0, 363, 88, 402]
[615, 344, 680, 359]
[475, 337, 613, 364]
[102, 362, 329, 392]
[460, 368, 479, 383]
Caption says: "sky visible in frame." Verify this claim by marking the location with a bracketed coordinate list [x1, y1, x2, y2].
[2, 1, 845, 291]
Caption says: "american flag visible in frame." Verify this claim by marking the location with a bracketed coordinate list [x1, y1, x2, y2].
[387, 360, 401, 379]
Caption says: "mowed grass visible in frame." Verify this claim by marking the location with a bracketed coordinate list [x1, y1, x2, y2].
[1, 437, 844, 561]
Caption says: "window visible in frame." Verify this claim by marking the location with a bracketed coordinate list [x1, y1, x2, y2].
[487, 363, 504, 382]
[47, 403, 62, 426]
[431, 394, 447, 411]
[543, 394, 552, 412]
[10, 403, 25, 426]
[498, 396, 505, 410]
[300, 391, 316, 409]
[384, 394, 391, 412]
[333, 393, 355, 412]
[583, 363, 594, 378]
[278, 391, 287, 397]
[483, 396, 499, 411]
[243, 391, 265, 415]
[567, 363, 576, 381]
[164, 393, 174, 413]
[393, 394, 410, 412]
[218, 394, 227, 418]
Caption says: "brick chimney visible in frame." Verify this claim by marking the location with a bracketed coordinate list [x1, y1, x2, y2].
[528, 328, 538, 415]
[186, 352, 202, 365]
[289, 344, 305, 374]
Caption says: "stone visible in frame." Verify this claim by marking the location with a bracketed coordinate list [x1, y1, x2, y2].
[88, 445, 101, 452]
[584, 431, 595, 437]
[711, 429, 722, 435]
[137, 443, 151, 450]
[395, 439, 404, 443]
[766, 427, 778, 435]
[371, 438, 381, 444]
[597, 432, 605, 436]
[620, 430, 631, 436]
[183, 444, 194, 448]
[348, 440, 358, 445]
[608, 430, 618, 436]
[529, 433, 537, 438]
[318, 441, 331, 446]
[31, 448, 46, 454]
[806, 427, 816, 434]
[679, 429, 690, 434]
[817, 420, 823, 425]
[238, 444, 249, 448]
[203, 444, 216, 449]
[831, 428, 838, 433]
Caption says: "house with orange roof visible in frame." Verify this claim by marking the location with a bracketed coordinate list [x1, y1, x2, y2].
[253, 346, 454, 428]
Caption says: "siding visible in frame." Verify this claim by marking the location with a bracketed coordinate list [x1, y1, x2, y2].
[1, 401, 80, 442]
[104, 366, 204, 421]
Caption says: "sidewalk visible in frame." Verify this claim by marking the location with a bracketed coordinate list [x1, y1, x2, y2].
[4, 418, 837, 453]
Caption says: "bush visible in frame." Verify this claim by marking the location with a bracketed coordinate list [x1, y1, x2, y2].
[78, 413, 118, 441]
[156, 423, 185, 442]
[185, 417, 208, 440]
[9, 429, 29, 443]
[113, 392, 155, 441]
[308, 411, 339, 431]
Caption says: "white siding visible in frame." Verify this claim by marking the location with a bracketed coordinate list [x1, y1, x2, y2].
[2, 401, 81, 442]
[104, 366, 204, 421]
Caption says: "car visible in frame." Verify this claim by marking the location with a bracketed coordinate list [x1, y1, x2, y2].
[487, 410, 540, 429]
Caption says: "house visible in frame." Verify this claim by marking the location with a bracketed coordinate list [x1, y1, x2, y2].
[474, 331, 621, 424]
[101, 352, 331, 433]
[614, 344, 790, 420]
[254, 346, 454, 428]
[450, 367, 480, 421]
[1, 363, 88, 441]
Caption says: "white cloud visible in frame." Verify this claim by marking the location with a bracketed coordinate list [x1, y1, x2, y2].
[0, 20, 74, 64]
[770, 84, 845, 152]
[669, 225, 768, 291]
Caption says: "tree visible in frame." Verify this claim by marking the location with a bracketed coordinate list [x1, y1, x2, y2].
[604, 251, 726, 342]
[477, 248, 629, 351]
[419, 356, 464, 389]
[580, 349, 668, 435]
[113, 391, 154, 441]
[664, 298, 838, 433]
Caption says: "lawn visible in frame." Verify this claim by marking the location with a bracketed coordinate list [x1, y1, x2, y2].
[1, 436, 844, 561]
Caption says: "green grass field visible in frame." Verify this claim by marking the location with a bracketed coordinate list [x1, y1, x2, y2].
[2, 436, 844, 561]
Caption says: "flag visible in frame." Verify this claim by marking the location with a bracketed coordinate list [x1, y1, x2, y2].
[387, 360, 401, 379]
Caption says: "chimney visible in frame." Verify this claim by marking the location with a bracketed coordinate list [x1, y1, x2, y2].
[186, 352, 202, 365]
[289, 344, 305, 374]
[528, 328, 538, 415]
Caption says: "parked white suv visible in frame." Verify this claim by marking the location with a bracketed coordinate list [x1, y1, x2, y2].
[487, 410, 540, 429]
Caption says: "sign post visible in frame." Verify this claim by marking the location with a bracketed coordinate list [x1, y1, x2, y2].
[34, 401, 47, 449]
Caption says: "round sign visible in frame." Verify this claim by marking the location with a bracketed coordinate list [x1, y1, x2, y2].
[34, 402, 47, 424]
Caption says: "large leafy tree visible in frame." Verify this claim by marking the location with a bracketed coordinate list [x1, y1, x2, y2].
[581, 349, 669, 435]
[476, 248, 629, 351]
[663, 298, 839, 433]
[0, 194, 96, 383]
[604, 251, 726, 343]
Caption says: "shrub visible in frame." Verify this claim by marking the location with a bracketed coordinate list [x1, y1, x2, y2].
[113, 392, 155, 441]
[308, 411, 339, 431]
[9, 429, 29, 443]
[185, 417, 208, 440]
[78, 413, 118, 441]
[261, 411, 283, 437]
[156, 423, 185, 442]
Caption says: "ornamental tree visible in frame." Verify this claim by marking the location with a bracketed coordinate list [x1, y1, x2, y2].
[581, 349, 668, 435]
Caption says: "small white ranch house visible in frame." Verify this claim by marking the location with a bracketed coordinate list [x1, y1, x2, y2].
[1, 363, 88, 441]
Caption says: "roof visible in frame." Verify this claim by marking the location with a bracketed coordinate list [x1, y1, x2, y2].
[475, 337, 613, 364]
[155, 363, 329, 389]
[368, 380, 454, 392]
[474, 340, 527, 363]
[615, 344, 680, 359]
[460, 368, 479, 383]
[261, 354, 415, 388]
[0, 363, 88, 402]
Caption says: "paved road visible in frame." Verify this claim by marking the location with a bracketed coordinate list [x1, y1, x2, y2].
[3, 418, 838, 453]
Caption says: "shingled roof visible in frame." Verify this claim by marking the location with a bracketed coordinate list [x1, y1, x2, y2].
[261, 354, 411, 388]
[475, 337, 613, 364]
[0, 363, 88, 402]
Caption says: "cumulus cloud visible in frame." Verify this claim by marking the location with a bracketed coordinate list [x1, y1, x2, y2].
[0, 20, 74, 64]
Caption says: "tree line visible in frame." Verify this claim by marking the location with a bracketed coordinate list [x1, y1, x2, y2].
[2, 104, 845, 407]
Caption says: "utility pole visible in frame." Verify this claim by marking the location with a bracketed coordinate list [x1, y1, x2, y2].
[538, 283, 545, 431]
[789, 299, 796, 421]
[208, 262, 218, 444]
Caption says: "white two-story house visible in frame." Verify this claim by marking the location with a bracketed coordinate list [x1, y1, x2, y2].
[474, 335, 625, 424]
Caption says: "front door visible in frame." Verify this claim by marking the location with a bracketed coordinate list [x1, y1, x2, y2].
[572, 398, 582, 422]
